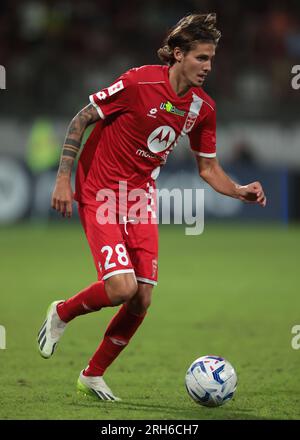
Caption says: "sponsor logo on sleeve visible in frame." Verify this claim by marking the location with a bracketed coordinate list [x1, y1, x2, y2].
[96, 91, 107, 100]
[108, 80, 124, 96]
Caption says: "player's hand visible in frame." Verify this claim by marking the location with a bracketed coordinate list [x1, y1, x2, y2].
[237, 181, 266, 207]
[51, 177, 74, 217]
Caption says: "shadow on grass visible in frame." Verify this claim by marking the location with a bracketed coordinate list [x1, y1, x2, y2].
[70, 398, 272, 420]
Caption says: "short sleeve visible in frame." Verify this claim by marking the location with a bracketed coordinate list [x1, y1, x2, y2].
[89, 69, 137, 120]
[188, 108, 216, 158]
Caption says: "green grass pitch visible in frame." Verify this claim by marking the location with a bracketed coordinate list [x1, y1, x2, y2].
[0, 222, 299, 420]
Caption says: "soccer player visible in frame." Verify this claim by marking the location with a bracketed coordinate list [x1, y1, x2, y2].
[37, 13, 266, 401]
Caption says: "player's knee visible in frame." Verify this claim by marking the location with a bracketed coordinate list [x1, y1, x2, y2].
[105, 274, 138, 304]
[128, 284, 153, 314]
[118, 281, 138, 303]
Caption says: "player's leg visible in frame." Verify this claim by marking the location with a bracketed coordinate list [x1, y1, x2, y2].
[38, 273, 138, 359]
[82, 282, 153, 376]
[127, 281, 153, 315]
[77, 282, 153, 401]
[37, 273, 137, 358]
[38, 204, 137, 358]
[56, 272, 137, 322]
[77, 221, 158, 401]
[81, 220, 158, 375]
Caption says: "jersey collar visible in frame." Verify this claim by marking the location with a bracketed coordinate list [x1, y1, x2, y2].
[163, 65, 194, 102]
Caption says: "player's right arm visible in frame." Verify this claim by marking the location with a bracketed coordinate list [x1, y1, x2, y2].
[52, 104, 101, 217]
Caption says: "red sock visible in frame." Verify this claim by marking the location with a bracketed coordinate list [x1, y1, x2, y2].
[57, 281, 112, 323]
[84, 303, 146, 376]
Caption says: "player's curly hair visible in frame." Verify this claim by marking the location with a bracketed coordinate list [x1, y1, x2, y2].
[157, 13, 221, 65]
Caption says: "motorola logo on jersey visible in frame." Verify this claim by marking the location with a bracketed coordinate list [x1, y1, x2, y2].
[147, 126, 176, 153]
[136, 149, 156, 159]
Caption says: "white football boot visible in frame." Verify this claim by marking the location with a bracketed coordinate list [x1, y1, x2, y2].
[37, 300, 66, 358]
[77, 370, 121, 401]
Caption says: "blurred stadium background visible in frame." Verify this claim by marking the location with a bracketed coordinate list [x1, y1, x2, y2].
[0, 0, 300, 420]
[0, 0, 300, 223]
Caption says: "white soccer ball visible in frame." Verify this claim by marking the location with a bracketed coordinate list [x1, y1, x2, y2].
[185, 355, 237, 407]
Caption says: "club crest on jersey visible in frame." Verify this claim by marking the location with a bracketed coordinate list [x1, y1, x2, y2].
[160, 101, 185, 117]
[182, 111, 198, 134]
[108, 80, 124, 96]
[182, 93, 204, 134]
[147, 126, 176, 153]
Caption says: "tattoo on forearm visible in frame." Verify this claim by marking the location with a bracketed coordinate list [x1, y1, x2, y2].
[65, 138, 81, 148]
[62, 138, 81, 159]
[58, 157, 73, 176]
[57, 104, 99, 177]
[62, 148, 78, 158]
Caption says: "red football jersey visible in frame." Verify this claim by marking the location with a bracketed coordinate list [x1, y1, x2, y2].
[75, 65, 216, 217]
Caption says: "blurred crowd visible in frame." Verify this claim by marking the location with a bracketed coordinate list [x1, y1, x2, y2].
[0, 0, 299, 120]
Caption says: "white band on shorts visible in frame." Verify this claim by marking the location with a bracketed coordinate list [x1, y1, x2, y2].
[103, 269, 135, 281]
[136, 277, 157, 286]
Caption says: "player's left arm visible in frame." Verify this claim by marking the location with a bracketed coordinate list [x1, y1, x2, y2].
[196, 156, 267, 207]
